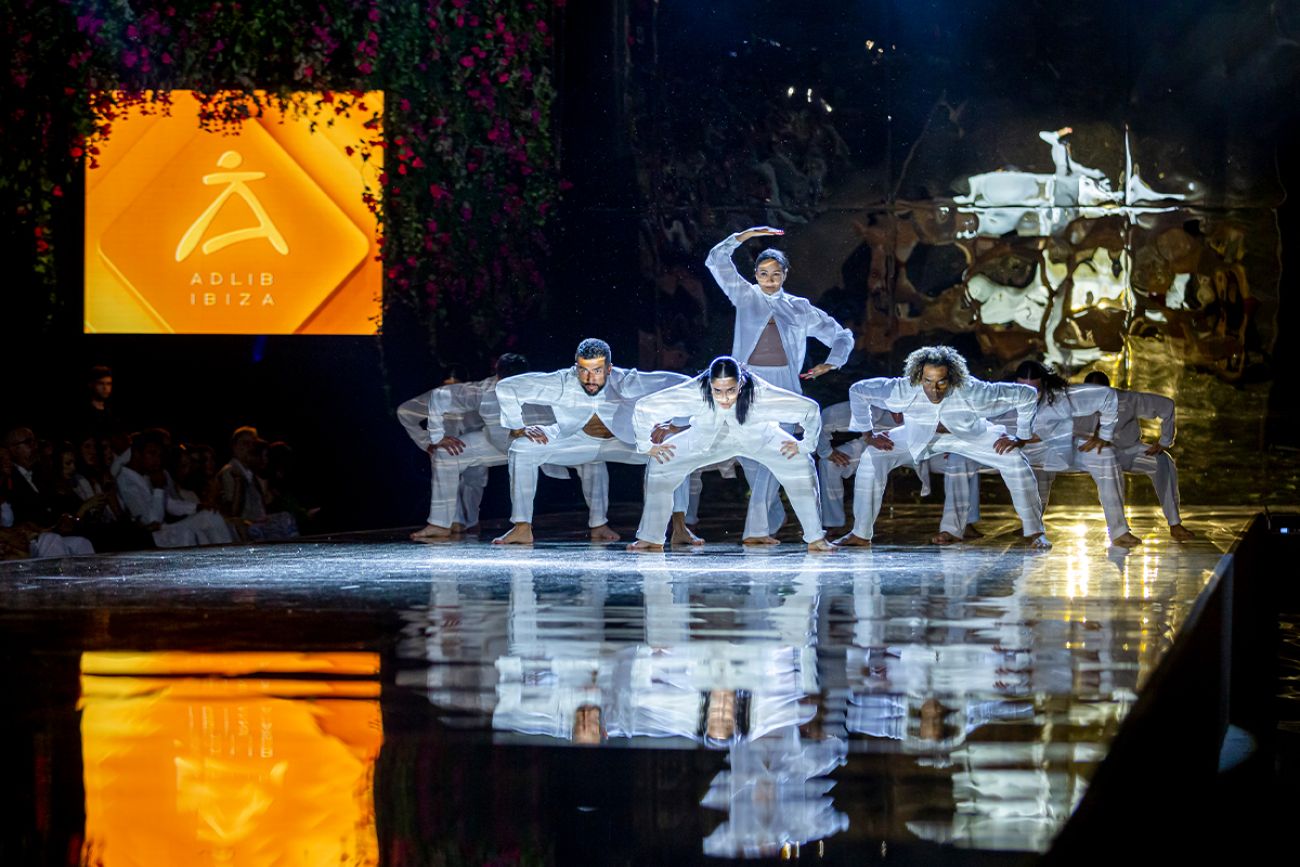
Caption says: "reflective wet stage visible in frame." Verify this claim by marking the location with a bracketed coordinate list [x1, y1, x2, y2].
[1, 507, 1256, 865]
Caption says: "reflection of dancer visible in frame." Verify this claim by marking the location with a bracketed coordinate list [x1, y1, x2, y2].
[628, 357, 832, 552]
[706, 227, 853, 544]
[1080, 372, 1194, 541]
[834, 346, 1049, 548]
[493, 338, 691, 545]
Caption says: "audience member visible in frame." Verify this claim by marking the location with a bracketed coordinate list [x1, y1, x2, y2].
[217, 426, 298, 541]
[116, 429, 233, 548]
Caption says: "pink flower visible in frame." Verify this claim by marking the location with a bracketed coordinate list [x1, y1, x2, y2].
[357, 60, 373, 74]
[459, 55, 475, 68]
[122, 50, 138, 68]
[368, 7, 380, 22]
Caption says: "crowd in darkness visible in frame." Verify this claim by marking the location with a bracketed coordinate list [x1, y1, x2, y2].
[0, 366, 316, 559]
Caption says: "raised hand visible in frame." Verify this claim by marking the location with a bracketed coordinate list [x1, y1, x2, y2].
[736, 226, 785, 242]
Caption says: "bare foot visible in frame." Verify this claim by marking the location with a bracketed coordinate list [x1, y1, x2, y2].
[670, 515, 705, 546]
[963, 524, 984, 540]
[1027, 533, 1052, 549]
[742, 535, 780, 546]
[833, 532, 872, 547]
[411, 523, 452, 541]
[492, 523, 534, 545]
[1169, 523, 1195, 542]
[626, 539, 664, 553]
[1112, 532, 1143, 548]
[931, 531, 962, 546]
[807, 538, 835, 553]
[590, 524, 621, 543]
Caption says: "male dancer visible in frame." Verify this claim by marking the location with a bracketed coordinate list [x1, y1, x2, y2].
[400, 355, 608, 540]
[1079, 371, 1194, 541]
[707, 226, 853, 544]
[834, 345, 1049, 548]
[493, 338, 693, 545]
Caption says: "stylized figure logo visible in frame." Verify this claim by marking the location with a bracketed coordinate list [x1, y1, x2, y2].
[175, 150, 289, 262]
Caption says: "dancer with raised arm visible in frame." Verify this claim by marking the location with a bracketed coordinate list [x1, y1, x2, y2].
[627, 356, 833, 553]
[706, 227, 853, 544]
[1079, 371, 1193, 541]
[834, 346, 1050, 549]
[494, 338, 694, 545]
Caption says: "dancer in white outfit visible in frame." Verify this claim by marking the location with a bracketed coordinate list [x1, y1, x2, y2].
[400, 356, 611, 541]
[834, 346, 1050, 548]
[627, 356, 833, 552]
[706, 227, 853, 544]
[817, 401, 941, 531]
[493, 338, 694, 545]
[1081, 371, 1194, 541]
[942, 362, 1141, 547]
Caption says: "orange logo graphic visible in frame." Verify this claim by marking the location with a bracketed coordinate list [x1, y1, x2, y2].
[85, 91, 383, 334]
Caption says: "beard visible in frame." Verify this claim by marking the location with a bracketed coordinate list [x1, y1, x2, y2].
[581, 380, 607, 396]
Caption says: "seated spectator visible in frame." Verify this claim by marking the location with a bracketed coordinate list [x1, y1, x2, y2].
[75, 434, 112, 495]
[116, 429, 233, 549]
[1, 428, 96, 558]
[264, 441, 321, 532]
[218, 426, 298, 541]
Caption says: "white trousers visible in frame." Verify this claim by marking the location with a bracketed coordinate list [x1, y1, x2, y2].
[851, 430, 1044, 540]
[508, 432, 683, 527]
[1115, 444, 1182, 526]
[739, 363, 801, 538]
[684, 459, 742, 525]
[31, 532, 95, 557]
[429, 430, 610, 528]
[820, 442, 942, 529]
[636, 427, 824, 545]
[941, 441, 1131, 539]
[151, 510, 232, 548]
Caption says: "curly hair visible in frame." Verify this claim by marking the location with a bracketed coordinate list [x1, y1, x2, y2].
[575, 337, 612, 365]
[903, 345, 970, 389]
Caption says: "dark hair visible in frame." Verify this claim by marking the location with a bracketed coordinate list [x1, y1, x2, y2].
[441, 362, 468, 383]
[1014, 360, 1070, 406]
[131, 429, 167, 452]
[575, 338, 612, 365]
[903, 345, 970, 389]
[755, 248, 790, 274]
[698, 355, 755, 424]
[1084, 370, 1111, 387]
[495, 353, 529, 379]
[87, 365, 112, 382]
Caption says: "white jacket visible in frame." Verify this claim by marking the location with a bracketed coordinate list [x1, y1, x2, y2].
[496, 367, 689, 444]
[632, 373, 822, 456]
[848, 377, 1039, 460]
[707, 234, 853, 384]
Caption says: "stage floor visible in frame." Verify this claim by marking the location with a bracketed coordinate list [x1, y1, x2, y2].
[0, 505, 1259, 864]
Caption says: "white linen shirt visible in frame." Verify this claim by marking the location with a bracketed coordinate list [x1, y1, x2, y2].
[848, 377, 1040, 461]
[706, 234, 854, 386]
[631, 373, 822, 456]
[1072, 389, 1175, 449]
[1008, 384, 1118, 471]
[497, 367, 689, 444]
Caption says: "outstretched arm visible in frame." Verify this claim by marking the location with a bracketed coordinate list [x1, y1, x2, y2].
[800, 304, 854, 379]
[396, 392, 433, 450]
[966, 381, 1039, 441]
[1134, 391, 1177, 449]
[632, 380, 705, 453]
[705, 227, 785, 304]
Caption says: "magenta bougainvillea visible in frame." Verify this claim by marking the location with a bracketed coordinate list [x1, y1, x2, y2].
[2, 0, 560, 355]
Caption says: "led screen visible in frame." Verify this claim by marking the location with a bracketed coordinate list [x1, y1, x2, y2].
[85, 91, 383, 334]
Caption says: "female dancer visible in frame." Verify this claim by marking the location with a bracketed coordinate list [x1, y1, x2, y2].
[706, 227, 853, 544]
[627, 356, 833, 552]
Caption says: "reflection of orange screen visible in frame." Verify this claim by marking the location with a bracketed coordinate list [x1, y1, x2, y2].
[79, 651, 383, 866]
[85, 91, 383, 334]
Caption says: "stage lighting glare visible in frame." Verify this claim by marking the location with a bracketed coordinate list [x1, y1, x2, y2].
[806, 88, 812, 103]
[787, 86, 795, 97]
[865, 39, 875, 50]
